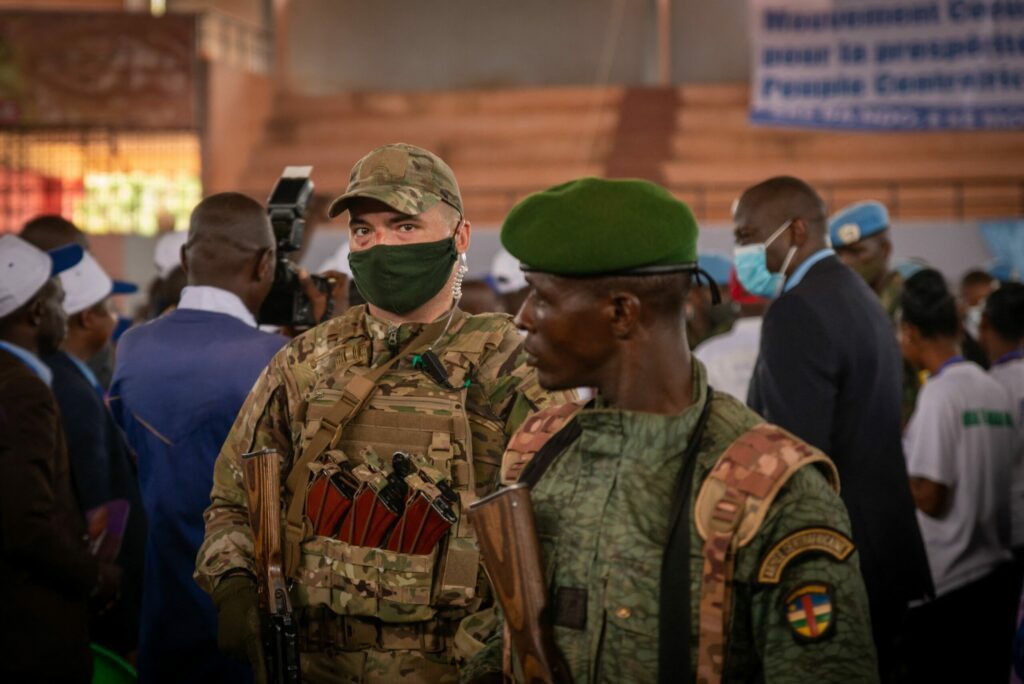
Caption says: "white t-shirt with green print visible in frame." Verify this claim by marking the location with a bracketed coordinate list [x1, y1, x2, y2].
[904, 360, 1016, 597]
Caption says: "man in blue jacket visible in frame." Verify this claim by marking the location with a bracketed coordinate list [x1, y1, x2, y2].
[110, 193, 287, 682]
[734, 176, 933, 678]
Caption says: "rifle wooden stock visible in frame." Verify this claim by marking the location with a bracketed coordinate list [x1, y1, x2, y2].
[468, 483, 571, 684]
[242, 449, 302, 684]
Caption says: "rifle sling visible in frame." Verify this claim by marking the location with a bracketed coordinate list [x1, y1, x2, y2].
[518, 418, 583, 488]
[659, 385, 714, 684]
[281, 314, 459, 578]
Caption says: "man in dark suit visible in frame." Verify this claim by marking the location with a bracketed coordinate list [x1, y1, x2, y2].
[36, 248, 146, 661]
[734, 176, 933, 676]
[0, 235, 120, 683]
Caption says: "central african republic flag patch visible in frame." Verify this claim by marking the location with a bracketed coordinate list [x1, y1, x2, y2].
[784, 583, 835, 642]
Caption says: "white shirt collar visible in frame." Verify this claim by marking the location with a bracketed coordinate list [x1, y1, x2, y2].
[177, 286, 257, 328]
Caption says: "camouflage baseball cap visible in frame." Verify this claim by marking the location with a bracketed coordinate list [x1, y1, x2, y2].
[327, 143, 463, 218]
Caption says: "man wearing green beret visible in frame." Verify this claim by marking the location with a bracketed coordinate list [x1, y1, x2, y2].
[464, 178, 880, 684]
[195, 143, 574, 683]
[462, 177, 878, 684]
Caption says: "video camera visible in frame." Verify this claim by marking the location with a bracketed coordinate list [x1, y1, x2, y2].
[258, 166, 332, 328]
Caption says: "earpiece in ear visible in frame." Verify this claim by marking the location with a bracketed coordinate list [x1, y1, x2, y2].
[453, 253, 468, 301]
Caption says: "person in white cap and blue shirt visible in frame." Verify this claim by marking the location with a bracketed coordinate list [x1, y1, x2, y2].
[0, 234, 122, 683]
[42, 250, 147, 662]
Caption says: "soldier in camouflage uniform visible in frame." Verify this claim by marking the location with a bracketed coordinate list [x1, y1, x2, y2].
[463, 178, 878, 683]
[828, 200, 921, 428]
[195, 143, 572, 683]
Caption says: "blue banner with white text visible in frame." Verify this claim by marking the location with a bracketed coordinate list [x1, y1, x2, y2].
[750, 0, 1024, 129]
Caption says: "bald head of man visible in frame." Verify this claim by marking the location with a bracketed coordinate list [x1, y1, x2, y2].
[182, 192, 276, 316]
[733, 176, 829, 278]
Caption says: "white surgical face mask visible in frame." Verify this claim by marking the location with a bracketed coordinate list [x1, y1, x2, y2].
[964, 304, 983, 339]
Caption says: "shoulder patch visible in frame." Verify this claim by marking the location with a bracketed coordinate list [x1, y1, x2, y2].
[756, 527, 855, 584]
[784, 582, 835, 642]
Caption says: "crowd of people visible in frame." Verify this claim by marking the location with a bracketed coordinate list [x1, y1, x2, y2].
[0, 141, 1021, 684]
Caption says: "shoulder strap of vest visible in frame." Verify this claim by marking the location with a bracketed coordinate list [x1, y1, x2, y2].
[498, 400, 585, 485]
[692, 423, 839, 684]
[281, 315, 454, 578]
[438, 312, 516, 388]
[659, 386, 715, 684]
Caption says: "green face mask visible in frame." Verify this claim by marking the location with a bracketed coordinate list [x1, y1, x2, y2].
[348, 237, 458, 314]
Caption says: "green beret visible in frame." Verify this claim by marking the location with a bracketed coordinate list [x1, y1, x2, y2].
[500, 177, 698, 277]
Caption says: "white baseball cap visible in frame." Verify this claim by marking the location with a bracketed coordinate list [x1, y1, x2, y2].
[60, 251, 138, 316]
[0, 235, 84, 318]
[489, 248, 528, 295]
[154, 231, 188, 279]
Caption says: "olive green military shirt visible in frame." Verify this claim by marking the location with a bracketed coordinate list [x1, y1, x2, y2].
[195, 305, 571, 592]
[463, 361, 878, 683]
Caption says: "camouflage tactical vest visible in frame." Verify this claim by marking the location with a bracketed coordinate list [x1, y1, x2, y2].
[289, 310, 510, 625]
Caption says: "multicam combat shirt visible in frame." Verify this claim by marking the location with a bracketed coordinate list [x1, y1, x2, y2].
[195, 305, 573, 602]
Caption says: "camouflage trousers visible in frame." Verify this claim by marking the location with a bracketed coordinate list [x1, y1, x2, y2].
[299, 649, 458, 684]
[293, 608, 490, 684]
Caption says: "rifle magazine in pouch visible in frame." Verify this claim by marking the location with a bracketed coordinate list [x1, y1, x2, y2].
[306, 456, 359, 538]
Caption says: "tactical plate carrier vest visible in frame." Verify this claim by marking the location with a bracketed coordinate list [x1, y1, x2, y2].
[287, 311, 511, 637]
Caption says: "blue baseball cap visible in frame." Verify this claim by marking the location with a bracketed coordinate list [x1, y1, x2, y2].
[112, 280, 138, 295]
[48, 242, 86, 276]
[829, 201, 890, 248]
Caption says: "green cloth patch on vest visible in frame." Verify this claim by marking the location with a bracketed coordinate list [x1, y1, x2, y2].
[756, 527, 855, 584]
[784, 583, 835, 642]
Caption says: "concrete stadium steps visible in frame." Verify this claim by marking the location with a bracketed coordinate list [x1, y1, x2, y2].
[664, 83, 1024, 220]
[663, 157, 1024, 186]
[270, 87, 624, 119]
[267, 110, 619, 146]
[238, 82, 1021, 225]
[239, 86, 622, 222]
[247, 157, 604, 193]
[668, 130, 1024, 162]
